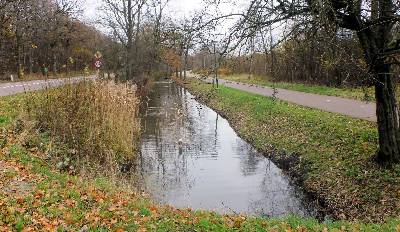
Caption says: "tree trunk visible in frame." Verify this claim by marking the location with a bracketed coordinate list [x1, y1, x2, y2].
[375, 63, 400, 163]
[126, 0, 134, 80]
[126, 46, 133, 80]
[53, 53, 57, 75]
[183, 47, 189, 79]
[134, 4, 142, 66]
[16, 33, 23, 79]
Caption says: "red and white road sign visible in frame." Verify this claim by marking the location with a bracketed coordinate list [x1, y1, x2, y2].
[94, 60, 102, 69]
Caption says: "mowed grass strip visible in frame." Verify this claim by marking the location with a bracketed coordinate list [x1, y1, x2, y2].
[181, 78, 400, 223]
[221, 74, 378, 101]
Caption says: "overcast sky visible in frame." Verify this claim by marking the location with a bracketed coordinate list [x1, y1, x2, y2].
[80, 0, 250, 47]
[82, 0, 205, 23]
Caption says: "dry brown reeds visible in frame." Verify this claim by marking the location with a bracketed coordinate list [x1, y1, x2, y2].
[24, 80, 141, 169]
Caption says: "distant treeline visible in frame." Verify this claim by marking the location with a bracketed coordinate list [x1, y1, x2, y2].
[191, 29, 399, 87]
[0, 0, 123, 80]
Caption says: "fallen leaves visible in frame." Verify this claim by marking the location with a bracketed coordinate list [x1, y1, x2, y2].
[65, 199, 76, 207]
[0, 124, 399, 231]
[34, 190, 44, 200]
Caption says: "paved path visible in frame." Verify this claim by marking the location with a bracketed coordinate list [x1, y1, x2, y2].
[0, 76, 95, 97]
[190, 74, 377, 122]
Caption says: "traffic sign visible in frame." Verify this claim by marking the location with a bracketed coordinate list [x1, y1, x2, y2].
[94, 60, 102, 69]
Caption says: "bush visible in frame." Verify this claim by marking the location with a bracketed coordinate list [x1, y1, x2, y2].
[218, 68, 232, 76]
[24, 80, 140, 165]
[195, 69, 212, 77]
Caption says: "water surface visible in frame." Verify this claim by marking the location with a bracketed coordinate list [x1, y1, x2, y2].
[138, 81, 315, 217]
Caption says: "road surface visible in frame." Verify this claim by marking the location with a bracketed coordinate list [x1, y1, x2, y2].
[1, 74, 377, 122]
[0, 76, 95, 97]
[190, 73, 377, 122]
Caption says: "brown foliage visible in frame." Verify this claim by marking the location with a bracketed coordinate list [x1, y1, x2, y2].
[24, 80, 141, 164]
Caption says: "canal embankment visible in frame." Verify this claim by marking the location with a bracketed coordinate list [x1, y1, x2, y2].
[0, 79, 398, 230]
[174, 77, 400, 223]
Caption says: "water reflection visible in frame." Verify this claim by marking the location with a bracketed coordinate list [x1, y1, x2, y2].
[138, 81, 315, 217]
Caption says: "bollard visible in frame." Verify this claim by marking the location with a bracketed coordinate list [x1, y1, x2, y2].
[10, 74, 14, 82]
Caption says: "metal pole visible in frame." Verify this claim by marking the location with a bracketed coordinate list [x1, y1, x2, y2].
[214, 43, 218, 88]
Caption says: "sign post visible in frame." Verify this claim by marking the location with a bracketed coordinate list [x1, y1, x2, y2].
[94, 51, 103, 77]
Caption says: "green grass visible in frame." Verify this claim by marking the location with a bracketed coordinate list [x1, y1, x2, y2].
[1, 140, 399, 231]
[180, 78, 400, 223]
[221, 74, 378, 101]
[0, 94, 25, 127]
[1, 89, 400, 231]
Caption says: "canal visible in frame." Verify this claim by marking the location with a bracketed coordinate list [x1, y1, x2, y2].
[138, 81, 315, 217]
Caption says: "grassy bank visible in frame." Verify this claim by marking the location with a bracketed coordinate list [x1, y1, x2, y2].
[1, 79, 141, 184]
[3, 135, 399, 232]
[1, 83, 400, 231]
[220, 74, 377, 101]
[0, 99, 399, 232]
[176, 78, 400, 223]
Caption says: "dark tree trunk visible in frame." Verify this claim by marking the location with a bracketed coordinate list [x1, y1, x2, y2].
[125, 0, 134, 81]
[355, 15, 400, 164]
[53, 53, 57, 75]
[374, 63, 400, 163]
[16, 33, 23, 79]
[183, 49, 189, 79]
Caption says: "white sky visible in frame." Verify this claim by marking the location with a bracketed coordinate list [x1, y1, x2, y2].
[80, 0, 253, 51]
[82, 0, 205, 23]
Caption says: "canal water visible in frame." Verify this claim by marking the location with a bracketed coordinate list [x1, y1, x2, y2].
[138, 81, 315, 217]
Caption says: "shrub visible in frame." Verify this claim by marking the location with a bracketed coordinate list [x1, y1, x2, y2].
[24, 80, 141, 165]
[218, 68, 232, 76]
[196, 69, 212, 77]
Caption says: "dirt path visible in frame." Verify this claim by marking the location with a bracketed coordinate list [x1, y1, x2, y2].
[189, 73, 377, 122]
[0, 76, 96, 97]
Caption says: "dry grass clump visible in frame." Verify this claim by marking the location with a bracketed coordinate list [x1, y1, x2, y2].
[24, 80, 141, 168]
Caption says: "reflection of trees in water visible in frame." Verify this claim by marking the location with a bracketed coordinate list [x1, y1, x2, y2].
[139, 83, 189, 194]
[247, 162, 311, 217]
[233, 135, 312, 217]
[138, 82, 220, 197]
[235, 141, 263, 177]
[138, 82, 314, 217]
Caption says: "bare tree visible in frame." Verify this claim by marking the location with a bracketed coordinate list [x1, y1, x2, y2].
[101, 0, 146, 80]
[212, 0, 400, 164]
[178, 15, 203, 79]
[150, 0, 170, 67]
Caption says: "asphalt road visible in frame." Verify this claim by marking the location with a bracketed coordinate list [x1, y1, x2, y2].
[0, 76, 95, 97]
[190, 73, 377, 122]
[1, 74, 377, 122]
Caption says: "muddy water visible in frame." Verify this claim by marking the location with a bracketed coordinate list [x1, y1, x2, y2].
[138, 81, 315, 217]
